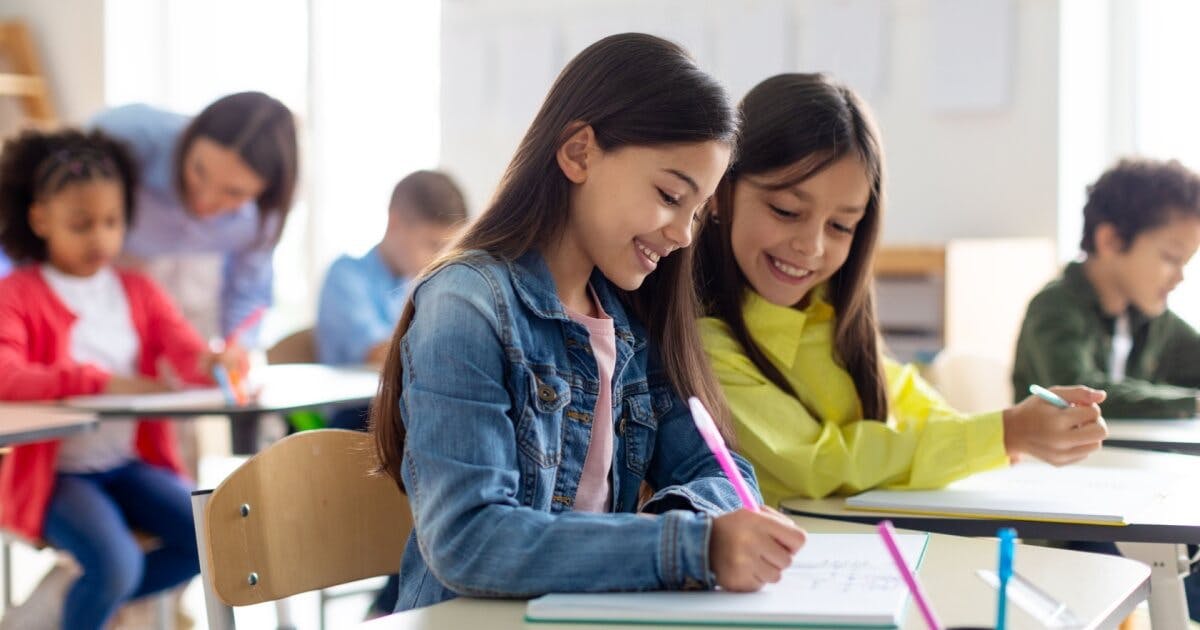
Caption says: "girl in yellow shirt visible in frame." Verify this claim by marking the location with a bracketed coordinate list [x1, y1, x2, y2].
[694, 73, 1109, 507]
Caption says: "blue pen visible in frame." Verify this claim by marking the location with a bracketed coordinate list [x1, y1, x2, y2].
[1028, 384, 1070, 409]
[212, 365, 237, 406]
[996, 528, 1017, 630]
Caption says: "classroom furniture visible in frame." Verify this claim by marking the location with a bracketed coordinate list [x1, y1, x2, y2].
[266, 328, 317, 365]
[0, 404, 97, 447]
[780, 447, 1200, 628]
[873, 239, 1056, 364]
[356, 514, 1149, 629]
[0, 21, 57, 128]
[191, 429, 410, 630]
[1104, 418, 1200, 454]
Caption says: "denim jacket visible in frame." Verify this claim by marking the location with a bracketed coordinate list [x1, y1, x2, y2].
[394, 249, 759, 611]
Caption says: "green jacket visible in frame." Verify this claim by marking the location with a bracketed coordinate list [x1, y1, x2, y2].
[1013, 261, 1200, 418]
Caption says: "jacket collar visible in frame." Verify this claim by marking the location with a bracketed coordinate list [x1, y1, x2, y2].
[742, 286, 835, 368]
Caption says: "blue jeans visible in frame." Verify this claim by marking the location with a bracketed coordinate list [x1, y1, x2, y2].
[42, 460, 200, 630]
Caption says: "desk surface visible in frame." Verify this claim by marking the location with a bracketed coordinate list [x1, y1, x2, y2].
[358, 516, 1149, 630]
[781, 447, 1200, 544]
[63, 364, 380, 417]
[0, 404, 98, 446]
[1106, 418, 1200, 453]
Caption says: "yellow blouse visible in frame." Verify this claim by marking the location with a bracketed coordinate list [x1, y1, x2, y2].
[700, 290, 1008, 507]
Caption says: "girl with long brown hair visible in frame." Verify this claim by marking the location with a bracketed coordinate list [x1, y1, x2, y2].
[372, 34, 805, 612]
[695, 73, 1108, 508]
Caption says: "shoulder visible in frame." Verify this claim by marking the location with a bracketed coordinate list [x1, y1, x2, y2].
[0, 267, 46, 304]
[699, 316, 742, 355]
[92, 104, 187, 134]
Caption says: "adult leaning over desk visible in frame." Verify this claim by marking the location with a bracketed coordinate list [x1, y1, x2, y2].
[93, 92, 298, 454]
[92, 91, 299, 348]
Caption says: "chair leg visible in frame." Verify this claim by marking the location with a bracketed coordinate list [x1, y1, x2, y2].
[2, 538, 11, 612]
[191, 490, 235, 630]
[274, 597, 296, 630]
[155, 591, 173, 630]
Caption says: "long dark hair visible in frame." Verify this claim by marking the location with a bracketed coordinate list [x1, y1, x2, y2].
[0, 128, 139, 263]
[372, 33, 740, 488]
[175, 91, 298, 243]
[695, 73, 889, 421]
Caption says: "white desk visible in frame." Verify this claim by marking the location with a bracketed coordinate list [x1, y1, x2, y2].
[781, 447, 1200, 627]
[358, 516, 1150, 630]
[0, 404, 97, 447]
[1106, 418, 1200, 454]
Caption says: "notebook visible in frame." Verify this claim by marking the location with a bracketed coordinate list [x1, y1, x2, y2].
[65, 388, 227, 412]
[845, 460, 1172, 525]
[525, 532, 928, 628]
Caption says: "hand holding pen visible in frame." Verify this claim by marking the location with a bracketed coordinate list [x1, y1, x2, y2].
[1000, 384, 1108, 466]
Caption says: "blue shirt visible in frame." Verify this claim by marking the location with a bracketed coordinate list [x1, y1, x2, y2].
[395, 249, 757, 611]
[0, 251, 10, 277]
[91, 104, 275, 343]
[315, 246, 409, 365]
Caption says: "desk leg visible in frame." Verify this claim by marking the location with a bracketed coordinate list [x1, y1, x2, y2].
[229, 412, 261, 455]
[1117, 542, 1190, 628]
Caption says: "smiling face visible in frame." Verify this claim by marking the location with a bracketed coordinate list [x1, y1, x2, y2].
[559, 127, 732, 292]
[181, 137, 267, 218]
[29, 179, 127, 277]
[727, 155, 872, 308]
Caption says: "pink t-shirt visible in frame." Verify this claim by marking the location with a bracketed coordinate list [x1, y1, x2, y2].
[565, 289, 616, 512]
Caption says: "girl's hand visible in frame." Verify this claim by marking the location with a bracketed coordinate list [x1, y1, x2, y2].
[104, 375, 171, 395]
[710, 506, 807, 592]
[1003, 385, 1108, 466]
[200, 345, 249, 379]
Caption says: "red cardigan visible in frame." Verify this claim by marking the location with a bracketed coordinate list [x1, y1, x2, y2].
[0, 266, 210, 539]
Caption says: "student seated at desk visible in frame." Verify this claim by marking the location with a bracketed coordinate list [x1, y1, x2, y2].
[1014, 158, 1200, 418]
[694, 73, 1109, 508]
[372, 34, 806, 613]
[315, 169, 467, 369]
[0, 129, 242, 630]
[1013, 156, 1200, 620]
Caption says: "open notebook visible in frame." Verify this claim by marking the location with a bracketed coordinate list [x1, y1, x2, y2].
[525, 533, 928, 628]
[845, 460, 1173, 525]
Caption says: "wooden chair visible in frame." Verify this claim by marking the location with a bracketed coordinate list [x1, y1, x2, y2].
[266, 328, 316, 365]
[191, 429, 410, 630]
[0, 21, 57, 128]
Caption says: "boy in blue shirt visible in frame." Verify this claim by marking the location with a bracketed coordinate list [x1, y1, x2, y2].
[316, 170, 468, 367]
[314, 170, 466, 619]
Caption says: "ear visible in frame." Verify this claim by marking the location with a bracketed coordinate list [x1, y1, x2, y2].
[1094, 223, 1126, 256]
[556, 122, 595, 185]
[28, 202, 49, 238]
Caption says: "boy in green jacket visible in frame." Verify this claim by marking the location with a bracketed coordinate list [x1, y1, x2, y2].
[1014, 158, 1200, 418]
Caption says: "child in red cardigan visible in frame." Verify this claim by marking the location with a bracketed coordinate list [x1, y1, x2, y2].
[0, 129, 242, 629]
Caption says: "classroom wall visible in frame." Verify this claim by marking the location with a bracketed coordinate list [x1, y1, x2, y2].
[440, 0, 1063, 246]
[0, 0, 106, 125]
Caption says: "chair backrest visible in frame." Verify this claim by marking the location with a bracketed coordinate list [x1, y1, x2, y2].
[201, 429, 410, 606]
[266, 328, 317, 365]
[926, 348, 1015, 414]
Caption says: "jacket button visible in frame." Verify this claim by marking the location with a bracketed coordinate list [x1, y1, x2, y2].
[537, 383, 556, 402]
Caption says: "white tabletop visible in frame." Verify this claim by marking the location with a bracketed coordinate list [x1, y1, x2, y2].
[61, 364, 380, 417]
[1106, 418, 1200, 453]
[0, 403, 98, 446]
[357, 516, 1149, 630]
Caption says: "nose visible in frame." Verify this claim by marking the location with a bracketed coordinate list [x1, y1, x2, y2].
[662, 210, 695, 251]
[790, 223, 824, 258]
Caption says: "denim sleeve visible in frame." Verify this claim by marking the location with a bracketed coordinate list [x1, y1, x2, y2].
[315, 258, 392, 365]
[219, 244, 273, 346]
[641, 384, 762, 516]
[400, 264, 716, 597]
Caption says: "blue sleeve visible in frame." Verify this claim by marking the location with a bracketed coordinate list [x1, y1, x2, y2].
[89, 104, 176, 167]
[400, 264, 715, 598]
[641, 375, 761, 515]
[220, 244, 273, 346]
[315, 258, 394, 365]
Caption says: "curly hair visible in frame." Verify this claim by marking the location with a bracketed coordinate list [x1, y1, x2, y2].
[0, 128, 139, 263]
[1081, 158, 1200, 253]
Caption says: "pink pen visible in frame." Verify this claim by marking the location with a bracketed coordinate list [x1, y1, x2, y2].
[878, 520, 942, 630]
[687, 397, 759, 512]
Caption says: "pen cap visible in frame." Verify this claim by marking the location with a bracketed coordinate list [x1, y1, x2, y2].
[997, 528, 1016, 575]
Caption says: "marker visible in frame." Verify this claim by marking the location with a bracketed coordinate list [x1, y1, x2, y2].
[878, 520, 942, 630]
[688, 397, 758, 512]
[212, 365, 237, 407]
[996, 528, 1017, 630]
[1028, 384, 1070, 409]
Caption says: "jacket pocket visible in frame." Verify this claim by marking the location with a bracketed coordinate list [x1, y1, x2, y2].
[515, 364, 570, 468]
[621, 391, 659, 477]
